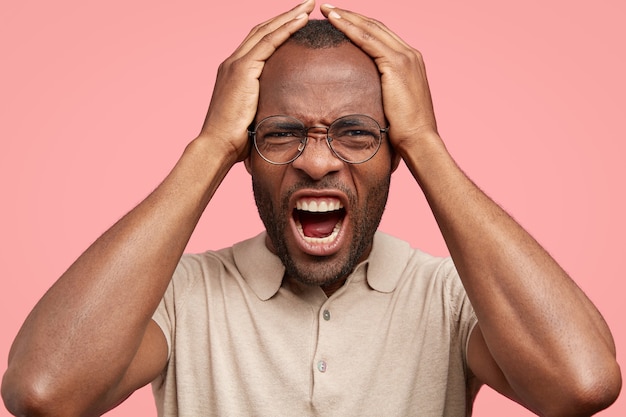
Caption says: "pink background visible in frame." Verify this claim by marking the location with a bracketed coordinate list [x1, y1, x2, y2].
[1, 0, 624, 415]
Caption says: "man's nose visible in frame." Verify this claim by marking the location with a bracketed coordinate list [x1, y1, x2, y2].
[291, 132, 344, 180]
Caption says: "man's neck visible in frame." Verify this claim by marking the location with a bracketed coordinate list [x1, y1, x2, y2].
[321, 278, 347, 297]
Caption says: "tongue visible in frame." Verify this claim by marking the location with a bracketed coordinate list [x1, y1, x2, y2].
[299, 211, 342, 238]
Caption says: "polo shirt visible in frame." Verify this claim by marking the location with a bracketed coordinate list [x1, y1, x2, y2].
[151, 231, 478, 416]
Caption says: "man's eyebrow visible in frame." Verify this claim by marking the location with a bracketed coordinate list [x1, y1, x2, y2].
[332, 118, 365, 127]
[275, 121, 304, 129]
[264, 119, 305, 130]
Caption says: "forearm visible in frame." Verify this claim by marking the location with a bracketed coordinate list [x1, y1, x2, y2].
[316, 3, 620, 411]
[401, 132, 620, 410]
[3, 136, 235, 412]
[3, 3, 314, 413]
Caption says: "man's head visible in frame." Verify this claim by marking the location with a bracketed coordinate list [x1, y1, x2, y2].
[245, 20, 400, 292]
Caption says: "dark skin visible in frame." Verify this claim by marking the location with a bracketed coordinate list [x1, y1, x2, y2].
[2, 1, 621, 416]
[246, 43, 399, 297]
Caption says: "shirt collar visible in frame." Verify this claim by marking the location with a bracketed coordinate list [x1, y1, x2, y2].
[233, 232, 285, 301]
[365, 231, 412, 293]
[232, 231, 411, 300]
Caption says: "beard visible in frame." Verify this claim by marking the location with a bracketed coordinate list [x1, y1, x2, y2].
[252, 174, 391, 289]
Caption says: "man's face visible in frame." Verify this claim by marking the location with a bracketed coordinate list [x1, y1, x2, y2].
[246, 41, 398, 290]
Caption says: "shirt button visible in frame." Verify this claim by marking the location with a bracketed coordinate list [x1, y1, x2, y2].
[323, 309, 331, 321]
[317, 360, 327, 373]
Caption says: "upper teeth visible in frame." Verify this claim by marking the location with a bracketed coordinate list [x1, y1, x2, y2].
[296, 198, 343, 212]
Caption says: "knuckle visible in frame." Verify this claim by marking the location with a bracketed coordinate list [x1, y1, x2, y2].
[251, 19, 272, 35]
[255, 21, 273, 35]
[217, 57, 235, 73]
[216, 60, 229, 77]
[399, 49, 423, 67]
[258, 31, 281, 49]
[412, 49, 424, 61]
[217, 56, 245, 79]
[227, 58, 248, 75]
[359, 30, 377, 43]
[367, 17, 384, 28]
[359, 20, 380, 41]
[397, 52, 415, 67]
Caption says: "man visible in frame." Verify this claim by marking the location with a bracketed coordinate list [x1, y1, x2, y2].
[2, 1, 621, 416]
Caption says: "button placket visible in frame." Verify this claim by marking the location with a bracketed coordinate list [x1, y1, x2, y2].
[315, 305, 332, 375]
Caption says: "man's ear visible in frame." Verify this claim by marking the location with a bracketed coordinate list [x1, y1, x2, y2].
[244, 156, 252, 175]
[391, 151, 402, 173]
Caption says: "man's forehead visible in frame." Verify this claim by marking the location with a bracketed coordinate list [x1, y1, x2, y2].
[257, 46, 383, 123]
[264, 42, 378, 80]
[259, 43, 382, 112]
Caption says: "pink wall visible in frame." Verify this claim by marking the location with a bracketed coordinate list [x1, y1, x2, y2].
[1, 0, 624, 415]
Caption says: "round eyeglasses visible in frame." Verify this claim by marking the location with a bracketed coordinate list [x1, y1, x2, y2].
[248, 114, 389, 165]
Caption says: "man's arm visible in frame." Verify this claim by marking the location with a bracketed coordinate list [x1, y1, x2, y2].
[1, 3, 315, 416]
[322, 4, 621, 415]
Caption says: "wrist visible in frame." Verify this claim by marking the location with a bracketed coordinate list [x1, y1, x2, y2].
[396, 130, 456, 185]
[395, 128, 446, 163]
[170, 135, 240, 202]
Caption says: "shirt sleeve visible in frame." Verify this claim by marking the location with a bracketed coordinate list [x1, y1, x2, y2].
[151, 254, 200, 361]
[442, 257, 478, 368]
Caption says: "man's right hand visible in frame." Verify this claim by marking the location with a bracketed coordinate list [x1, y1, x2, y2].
[1, 3, 313, 417]
[199, 0, 314, 163]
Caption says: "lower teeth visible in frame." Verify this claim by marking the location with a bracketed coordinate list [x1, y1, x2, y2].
[297, 220, 342, 244]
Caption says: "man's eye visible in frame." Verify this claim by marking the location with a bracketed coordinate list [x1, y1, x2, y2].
[260, 131, 303, 148]
[265, 131, 299, 138]
[336, 128, 377, 138]
[349, 129, 370, 136]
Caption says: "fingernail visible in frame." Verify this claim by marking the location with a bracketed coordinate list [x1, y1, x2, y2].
[329, 10, 341, 18]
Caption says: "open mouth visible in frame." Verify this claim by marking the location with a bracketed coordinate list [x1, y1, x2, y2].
[293, 197, 346, 244]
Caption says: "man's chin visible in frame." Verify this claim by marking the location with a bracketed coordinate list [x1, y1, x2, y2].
[285, 264, 349, 289]
[281, 248, 356, 289]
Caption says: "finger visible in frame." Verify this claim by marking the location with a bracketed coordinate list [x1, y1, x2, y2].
[242, 0, 314, 45]
[235, 0, 315, 58]
[240, 12, 311, 73]
[320, 4, 412, 58]
[321, 5, 404, 52]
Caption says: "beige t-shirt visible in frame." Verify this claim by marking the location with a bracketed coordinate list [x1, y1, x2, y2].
[152, 232, 478, 416]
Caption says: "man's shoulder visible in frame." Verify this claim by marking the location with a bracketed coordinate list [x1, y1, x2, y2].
[174, 232, 284, 301]
[180, 232, 267, 265]
[372, 231, 451, 268]
[366, 231, 456, 292]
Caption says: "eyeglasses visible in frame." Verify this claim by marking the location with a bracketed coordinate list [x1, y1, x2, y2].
[248, 114, 389, 165]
